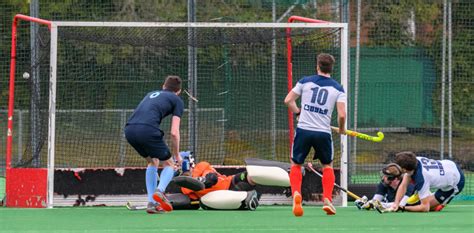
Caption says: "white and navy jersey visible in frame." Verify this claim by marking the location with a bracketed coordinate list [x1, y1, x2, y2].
[411, 156, 462, 200]
[291, 75, 346, 133]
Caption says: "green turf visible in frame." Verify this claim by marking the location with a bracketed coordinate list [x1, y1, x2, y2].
[0, 177, 4, 200]
[1, 202, 473, 233]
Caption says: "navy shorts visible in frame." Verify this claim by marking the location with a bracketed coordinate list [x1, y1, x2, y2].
[124, 124, 171, 161]
[291, 128, 333, 165]
[434, 165, 465, 205]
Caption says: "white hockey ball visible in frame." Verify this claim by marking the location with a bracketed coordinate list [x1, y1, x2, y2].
[22, 72, 30, 79]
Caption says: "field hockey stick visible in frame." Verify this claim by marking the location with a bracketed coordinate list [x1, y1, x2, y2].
[306, 163, 361, 200]
[183, 89, 199, 102]
[126, 200, 201, 211]
[126, 202, 146, 210]
[331, 126, 384, 142]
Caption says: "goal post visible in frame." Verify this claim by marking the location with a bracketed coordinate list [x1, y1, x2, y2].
[6, 14, 52, 208]
[6, 14, 349, 208]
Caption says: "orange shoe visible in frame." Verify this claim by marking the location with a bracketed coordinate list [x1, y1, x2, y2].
[322, 198, 336, 215]
[152, 191, 173, 212]
[292, 191, 303, 217]
[434, 204, 445, 212]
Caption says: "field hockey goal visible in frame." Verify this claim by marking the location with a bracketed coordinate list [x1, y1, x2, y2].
[5, 14, 348, 208]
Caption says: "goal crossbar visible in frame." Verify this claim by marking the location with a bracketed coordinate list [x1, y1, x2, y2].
[53, 21, 347, 29]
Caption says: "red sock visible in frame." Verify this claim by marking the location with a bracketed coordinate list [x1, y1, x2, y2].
[290, 165, 302, 196]
[322, 167, 335, 202]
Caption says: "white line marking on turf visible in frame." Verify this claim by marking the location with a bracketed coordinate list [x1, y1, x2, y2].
[42, 204, 474, 210]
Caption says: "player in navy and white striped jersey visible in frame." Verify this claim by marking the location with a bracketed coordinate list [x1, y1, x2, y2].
[284, 53, 346, 217]
[392, 151, 465, 212]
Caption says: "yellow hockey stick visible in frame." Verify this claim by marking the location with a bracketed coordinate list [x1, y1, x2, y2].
[331, 126, 384, 142]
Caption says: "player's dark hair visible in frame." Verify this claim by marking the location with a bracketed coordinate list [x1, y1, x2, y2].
[163, 75, 182, 92]
[394, 151, 418, 172]
[317, 53, 335, 74]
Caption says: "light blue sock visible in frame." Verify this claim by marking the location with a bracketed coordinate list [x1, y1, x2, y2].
[146, 166, 158, 203]
[157, 166, 174, 193]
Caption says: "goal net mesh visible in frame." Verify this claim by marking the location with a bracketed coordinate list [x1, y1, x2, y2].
[11, 24, 342, 170]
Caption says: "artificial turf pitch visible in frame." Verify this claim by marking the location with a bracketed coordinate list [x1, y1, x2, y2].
[1, 202, 473, 233]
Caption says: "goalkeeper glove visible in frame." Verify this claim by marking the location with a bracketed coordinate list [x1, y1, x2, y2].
[197, 173, 218, 188]
[361, 199, 382, 211]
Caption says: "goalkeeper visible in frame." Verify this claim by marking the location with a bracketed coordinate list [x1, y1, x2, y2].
[354, 163, 418, 210]
[168, 151, 290, 211]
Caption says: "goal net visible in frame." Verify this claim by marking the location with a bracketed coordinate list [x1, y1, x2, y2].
[6, 15, 348, 207]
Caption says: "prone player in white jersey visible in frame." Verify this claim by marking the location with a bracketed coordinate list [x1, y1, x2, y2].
[284, 53, 346, 217]
[391, 151, 465, 212]
[355, 163, 418, 210]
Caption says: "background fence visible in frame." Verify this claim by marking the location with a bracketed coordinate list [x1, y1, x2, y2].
[1, 0, 472, 199]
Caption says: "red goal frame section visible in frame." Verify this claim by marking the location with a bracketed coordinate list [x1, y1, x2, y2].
[286, 16, 332, 149]
[6, 14, 52, 208]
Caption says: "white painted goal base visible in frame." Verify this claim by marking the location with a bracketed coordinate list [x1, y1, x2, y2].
[53, 194, 342, 207]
